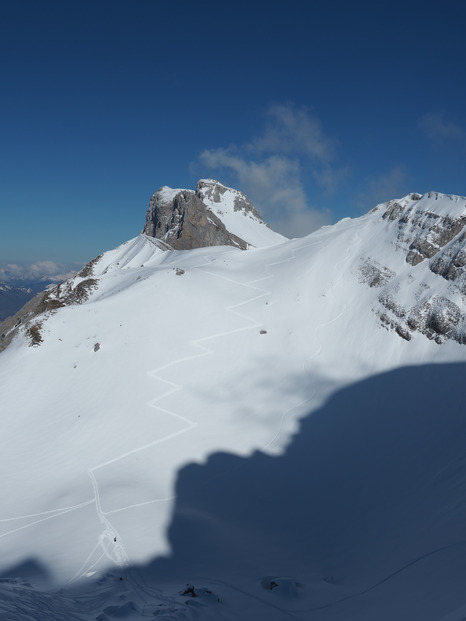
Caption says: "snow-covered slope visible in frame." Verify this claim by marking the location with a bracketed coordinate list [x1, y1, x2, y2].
[1, 191, 466, 620]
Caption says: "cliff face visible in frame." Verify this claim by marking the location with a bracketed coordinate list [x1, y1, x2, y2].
[143, 186, 248, 250]
[142, 179, 284, 250]
[362, 191, 466, 344]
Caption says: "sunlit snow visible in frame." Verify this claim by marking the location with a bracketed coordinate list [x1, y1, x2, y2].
[1, 193, 466, 619]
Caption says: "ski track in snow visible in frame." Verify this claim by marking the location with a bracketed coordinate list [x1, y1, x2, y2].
[4, 220, 465, 617]
[1, 221, 385, 619]
[75, 237, 328, 579]
[0, 222, 365, 592]
[0, 500, 95, 541]
[79, 223, 365, 581]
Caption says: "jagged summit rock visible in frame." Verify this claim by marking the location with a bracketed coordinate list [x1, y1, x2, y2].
[142, 179, 286, 250]
[196, 179, 262, 221]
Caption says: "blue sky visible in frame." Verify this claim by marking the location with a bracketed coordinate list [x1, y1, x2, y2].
[1, 0, 466, 274]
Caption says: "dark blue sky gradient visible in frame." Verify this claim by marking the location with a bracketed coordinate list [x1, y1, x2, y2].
[2, 0, 466, 264]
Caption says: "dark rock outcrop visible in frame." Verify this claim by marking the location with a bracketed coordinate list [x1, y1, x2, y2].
[359, 258, 395, 288]
[430, 232, 466, 291]
[0, 290, 48, 352]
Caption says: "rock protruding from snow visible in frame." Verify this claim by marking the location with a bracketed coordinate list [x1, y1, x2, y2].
[363, 191, 466, 345]
[143, 179, 286, 250]
[0, 235, 169, 352]
[378, 191, 466, 266]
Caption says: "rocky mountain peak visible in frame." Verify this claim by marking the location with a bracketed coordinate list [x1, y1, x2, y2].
[196, 178, 230, 202]
[196, 179, 263, 220]
[0, 181, 285, 352]
[142, 179, 283, 250]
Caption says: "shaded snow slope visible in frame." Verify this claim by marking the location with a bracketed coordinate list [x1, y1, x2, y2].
[1, 192, 466, 619]
[2, 364, 466, 620]
[147, 362, 466, 621]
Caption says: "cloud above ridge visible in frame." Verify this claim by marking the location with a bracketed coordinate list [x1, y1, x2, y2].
[198, 103, 342, 237]
[0, 261, 77, 283]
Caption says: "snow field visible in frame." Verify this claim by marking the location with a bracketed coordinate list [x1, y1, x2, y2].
[1, 197, 466, 618]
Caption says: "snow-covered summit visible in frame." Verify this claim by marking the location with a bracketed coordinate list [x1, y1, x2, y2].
[143, 179, 286, 250]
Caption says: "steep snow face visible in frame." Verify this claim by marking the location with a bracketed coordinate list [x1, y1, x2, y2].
[1, 192, 466, 619]
[143, 179, 287, 250]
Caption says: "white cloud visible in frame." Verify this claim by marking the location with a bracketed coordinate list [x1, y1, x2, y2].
[0, 261, 77, 283]
[419, 113, 464, 143]
[200, 148, 304, 208]
[251, 103, 336, 164]
[198, 103, 339, 237]
[199, 147, 330, 237]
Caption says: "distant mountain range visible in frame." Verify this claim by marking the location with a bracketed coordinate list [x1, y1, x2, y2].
[1, 181, 466, 620]
[0, 280, 46, 321]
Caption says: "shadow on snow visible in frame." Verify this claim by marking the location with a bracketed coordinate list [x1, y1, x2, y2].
[138, 361, 466, 619]
[3, 362, 466, 620]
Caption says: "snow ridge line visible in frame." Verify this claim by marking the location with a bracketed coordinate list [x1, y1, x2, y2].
[261, 222, 364, 450]
[0, 500, 94, 541]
